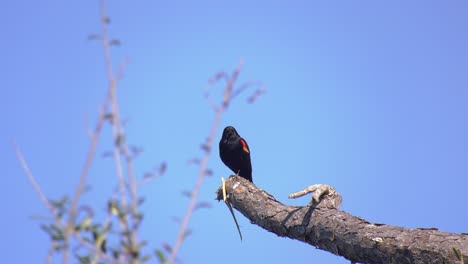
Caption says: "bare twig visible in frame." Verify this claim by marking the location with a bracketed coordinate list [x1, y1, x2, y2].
[230, 80, 262, 100]
[99, 1, 139, 263]
[14, 143, 58, 217]
[222, 60, 243, 108]
[100, 0, 128, 210]
[69, 109, 106, 220]
[46, 242, 56, 264]
[247, 85, 266, 104]
[167, 59, 265, 264]
[167, 94, 226, 264]
[66, 107, 107, 263]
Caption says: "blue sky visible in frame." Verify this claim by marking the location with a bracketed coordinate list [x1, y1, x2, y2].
[3, 1, 468, 263]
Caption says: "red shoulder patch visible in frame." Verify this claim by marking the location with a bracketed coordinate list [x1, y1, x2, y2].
[240, 139, 250, 153]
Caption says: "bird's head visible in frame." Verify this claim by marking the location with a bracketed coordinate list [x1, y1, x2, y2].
[221, 126, 240, 142]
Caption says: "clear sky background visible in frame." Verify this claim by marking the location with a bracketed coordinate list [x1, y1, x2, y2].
[3, 1, 468, 263]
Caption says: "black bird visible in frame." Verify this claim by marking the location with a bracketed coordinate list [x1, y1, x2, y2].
[219, 126, 253, 182]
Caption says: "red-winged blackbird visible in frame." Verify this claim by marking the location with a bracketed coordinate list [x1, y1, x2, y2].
[219, 126, 253, 182]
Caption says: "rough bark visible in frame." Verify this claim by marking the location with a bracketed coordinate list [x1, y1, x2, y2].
[216, 176, 468, 264]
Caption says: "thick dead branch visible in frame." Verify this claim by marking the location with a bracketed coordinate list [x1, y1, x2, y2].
[216, 176, 468, 264]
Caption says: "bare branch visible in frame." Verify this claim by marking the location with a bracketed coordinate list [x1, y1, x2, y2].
[204, 90, 220, 112]
[166, 91, 226, 264]
[217, 176, 468, 264]
[98, 2, 140, 263]
[167, 60, 245, 264]
[222, 59, 244, 108]
[100, 0, 128, 210]
[247, 85, 266, 104]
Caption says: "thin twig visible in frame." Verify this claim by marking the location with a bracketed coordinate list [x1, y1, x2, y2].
[15, 143, 73, 263]
[230, 80, 262, 100]
[100, 0, 128, 210]
[222, 60, 244, 108]
[168, 60, 266, 262]
[122, 146, 139, 223]
[167, 107, 225, 264]
[66, 107, 107, 264]
[14, 143, 57, 216]
[46, 242, 55, 264]
[167, 60, 243, 264]
[69, 107, 107, 220]
[100, 0, 115, 82]
[99, 1, 139, 262]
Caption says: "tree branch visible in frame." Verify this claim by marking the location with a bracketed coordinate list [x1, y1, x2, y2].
[216, 176, 468, 264]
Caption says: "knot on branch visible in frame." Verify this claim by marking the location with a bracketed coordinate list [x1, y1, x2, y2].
[288, 184, 342, 209]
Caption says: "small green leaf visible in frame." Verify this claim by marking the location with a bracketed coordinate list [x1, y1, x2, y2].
[103, 113, 113, 121]
[140, 255, 151, 263]
[40, 224, 53, 236]
[108, 200, 119, 215]
[87, 34, 100, 40]
[76, 254, 91, 264]
[109, 39, 121, 46]
[194, 201, 212, 210]
[130, 247, 139, 258]
[182, 229, 192, 240]
[161, 243, 172, 253]
[181, 190, 192, 198]
[79, 216, 92, 230]
[112, 249, 120, 259]
[115, 134, 125, 146]
[138, 240, 148, 249]
[155, 250, 166, 264]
